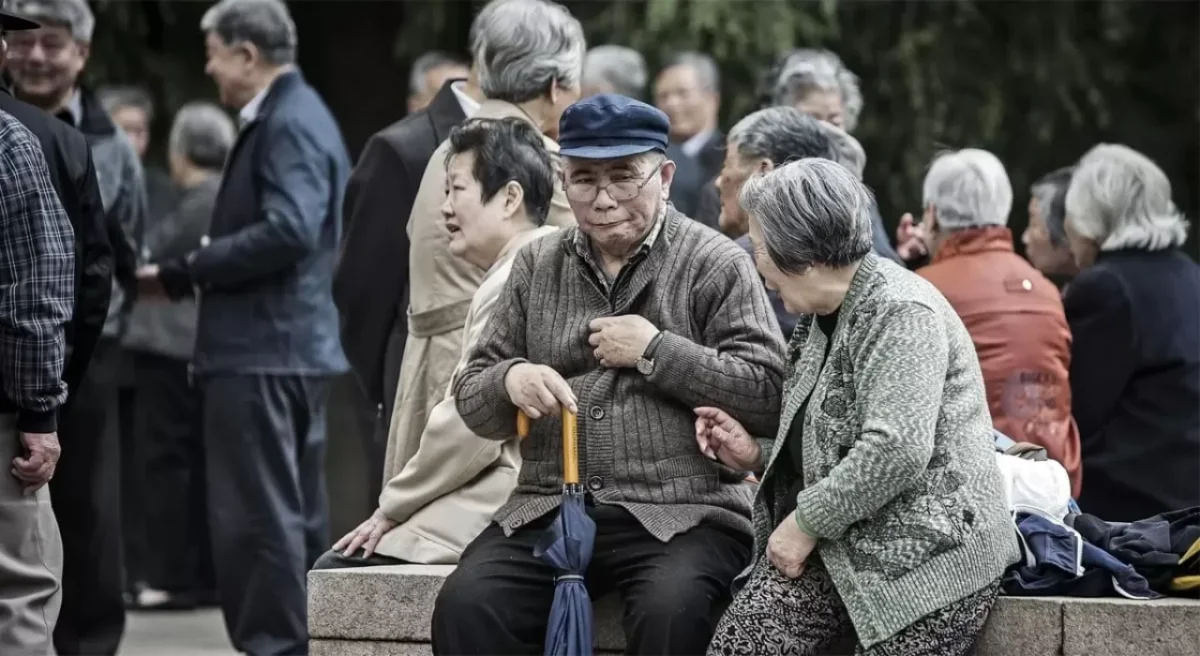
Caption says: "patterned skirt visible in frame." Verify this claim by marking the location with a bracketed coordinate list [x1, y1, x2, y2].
[708, 557, 1000, 656]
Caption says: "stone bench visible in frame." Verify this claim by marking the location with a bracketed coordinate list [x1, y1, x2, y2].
[308, 565, 1200, 656]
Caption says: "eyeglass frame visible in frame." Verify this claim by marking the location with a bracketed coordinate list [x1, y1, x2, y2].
[562, 159, 665, 204]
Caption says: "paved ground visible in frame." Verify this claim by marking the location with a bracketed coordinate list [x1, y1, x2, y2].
[121, 610, 236, 656]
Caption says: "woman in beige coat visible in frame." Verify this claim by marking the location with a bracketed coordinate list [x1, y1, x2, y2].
[388, 0, 582, 527]
[313, 117, 562, 568]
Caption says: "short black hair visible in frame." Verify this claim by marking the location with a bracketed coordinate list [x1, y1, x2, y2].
[1032, 165, 1075, 247]
[445, 117, 555, 226]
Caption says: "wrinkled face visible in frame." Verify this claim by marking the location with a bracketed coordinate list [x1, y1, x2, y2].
[748, 213, 814, 314]
[111, 105, 150, 159]
[716, 145, 761, 236]
[565, 154, 674, 259]
[654, 64, 717, 141]
[5, 25, 87, 107]
[204, 31, 258, 110]
[408, 63, 469, 113]
[1063, 213, 1099, 271]
[441, 151, 515, 270]
[1022, 197, 1077, 277]
[794, 88, 845, 129]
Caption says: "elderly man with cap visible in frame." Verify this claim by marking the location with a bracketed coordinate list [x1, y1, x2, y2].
[433, 94, 786, 655]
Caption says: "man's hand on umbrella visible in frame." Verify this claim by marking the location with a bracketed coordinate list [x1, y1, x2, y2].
[333, 508, 398, 558]
[588, 315, 658, 368]
[505, 363, 578, 419]
[694, 407, 762, 471]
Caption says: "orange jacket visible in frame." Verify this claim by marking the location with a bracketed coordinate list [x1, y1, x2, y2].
[919, 227, 1082, 496]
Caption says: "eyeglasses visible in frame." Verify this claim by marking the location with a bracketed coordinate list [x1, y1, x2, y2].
[564, 161, 664, 204]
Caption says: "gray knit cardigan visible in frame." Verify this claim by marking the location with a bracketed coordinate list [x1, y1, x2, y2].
[752, 254, 1019, 647]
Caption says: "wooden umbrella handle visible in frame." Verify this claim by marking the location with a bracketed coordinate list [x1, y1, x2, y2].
[561, 408, 579, 485]
[515, 409, 580, 485]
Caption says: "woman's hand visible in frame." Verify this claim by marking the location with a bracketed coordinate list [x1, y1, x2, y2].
[767, 513, 818, 579]
[332, 509, 398, 558]
[694, 407, 763, 471]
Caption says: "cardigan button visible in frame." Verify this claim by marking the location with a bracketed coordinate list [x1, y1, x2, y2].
[589, 405, 605, 420]
[587, 476, 604, 491]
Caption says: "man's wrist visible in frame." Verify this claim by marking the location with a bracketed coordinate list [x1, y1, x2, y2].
[642, 330, 665, 359]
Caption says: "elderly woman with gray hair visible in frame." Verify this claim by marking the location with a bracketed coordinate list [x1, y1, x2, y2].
[1061, 144, 1199, 522]
[767, 48, 863, 132]
[122, 101, 235, 610]
[698, 159, 1017, 655]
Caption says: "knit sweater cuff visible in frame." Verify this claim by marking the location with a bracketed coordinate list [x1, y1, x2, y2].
[16, 408, 57, 434]
[474, 357, 528, 439]
[793, 483, 848, 540]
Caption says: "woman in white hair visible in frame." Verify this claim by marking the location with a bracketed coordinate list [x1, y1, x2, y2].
[1061, 143, 1199, 522]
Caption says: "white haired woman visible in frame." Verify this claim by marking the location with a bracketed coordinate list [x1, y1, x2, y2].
[1062, 143, 1199, 522]
[700, 159, 1018, 655]
[768, 48, 863, 132]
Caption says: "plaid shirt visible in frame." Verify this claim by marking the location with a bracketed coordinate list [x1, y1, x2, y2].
[0, 110, 74, 432]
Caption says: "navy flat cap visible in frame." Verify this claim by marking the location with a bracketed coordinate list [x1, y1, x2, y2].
[0, 6, 39, 30]
[558, 94, 670, 160]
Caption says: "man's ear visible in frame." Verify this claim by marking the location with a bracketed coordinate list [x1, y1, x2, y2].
[77, 40, 90, 63]
[658, 158, 677, 198]
[239, 41, 260, 68]
[757, 158, 775, 174]
[924, 204, 939, 233]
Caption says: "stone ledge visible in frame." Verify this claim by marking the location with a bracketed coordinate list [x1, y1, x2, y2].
[308, 565, 1200, 656]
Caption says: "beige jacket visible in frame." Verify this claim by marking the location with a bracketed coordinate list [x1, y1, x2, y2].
[384, 100, 575, 498]
[375, 225, 561, 562]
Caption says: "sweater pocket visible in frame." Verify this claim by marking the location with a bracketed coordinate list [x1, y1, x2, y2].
[842, 468, 970, 581]
[655, 455, 720, 497]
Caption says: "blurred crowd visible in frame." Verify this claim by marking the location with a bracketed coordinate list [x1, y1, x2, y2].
[0, 0, 1196, 655]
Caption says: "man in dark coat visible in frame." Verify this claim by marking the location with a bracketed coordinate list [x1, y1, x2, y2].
[333, 73, 477, 504]
[139, 2, 350, 653]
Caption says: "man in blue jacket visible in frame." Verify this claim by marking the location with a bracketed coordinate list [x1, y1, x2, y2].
[138, 1, 349, 653]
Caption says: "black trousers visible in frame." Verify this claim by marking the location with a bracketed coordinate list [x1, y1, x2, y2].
[432, 504, 751, 656]
[52, 339, 125, 656]
[117, 349, 143, 594]
[132, 351, 214, 594]
[203, 373, 330, 656]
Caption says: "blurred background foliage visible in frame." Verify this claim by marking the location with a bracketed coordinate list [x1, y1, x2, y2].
[86, 0, 1198, 250]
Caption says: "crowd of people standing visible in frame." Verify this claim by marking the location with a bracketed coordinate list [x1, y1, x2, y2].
[0, 0, 1195, 655]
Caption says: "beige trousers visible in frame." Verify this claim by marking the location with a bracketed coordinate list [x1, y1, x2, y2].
[0, 414, 63, 655]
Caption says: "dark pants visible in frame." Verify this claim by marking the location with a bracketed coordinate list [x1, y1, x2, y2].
[133, 351, 214, 594]
[432, 504, 750, 656]
[117, 349, 143, 595]
[52, 339, 125, 656]
[203, 373, 330, 656]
